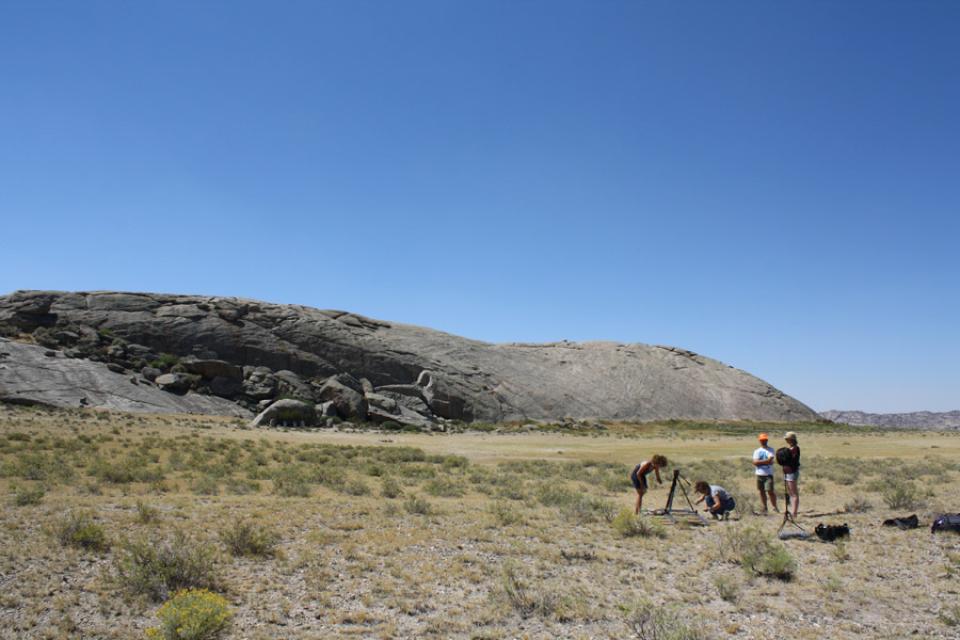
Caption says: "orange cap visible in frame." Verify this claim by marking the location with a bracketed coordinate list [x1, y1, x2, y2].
[758, 433, 769, 441]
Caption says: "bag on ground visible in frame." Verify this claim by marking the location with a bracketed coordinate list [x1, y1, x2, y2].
[814, 523, 850, 542]
[882, 514, 919, 530]
[931, 514, 960, 534]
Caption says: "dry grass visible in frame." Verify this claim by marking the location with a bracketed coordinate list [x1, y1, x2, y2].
[0, 404, 959, 638]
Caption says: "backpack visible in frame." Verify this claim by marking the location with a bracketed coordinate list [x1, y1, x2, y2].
[775, 447, 792, 466]
[931, 514, 960, 534]
[882, 514, 919, 530]
[814, 523, 850, 542]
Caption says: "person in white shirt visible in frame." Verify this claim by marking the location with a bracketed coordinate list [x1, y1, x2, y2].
[752, 433, 778, 514]
[694, 481, 736, 519]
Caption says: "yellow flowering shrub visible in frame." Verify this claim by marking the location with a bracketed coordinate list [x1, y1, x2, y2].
[146, 589, 232, 640]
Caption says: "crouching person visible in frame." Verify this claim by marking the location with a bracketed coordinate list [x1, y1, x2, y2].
[694, 481, 736, 520]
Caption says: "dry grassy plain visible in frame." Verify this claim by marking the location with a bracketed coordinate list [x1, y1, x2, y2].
[1, 405, 959, 639]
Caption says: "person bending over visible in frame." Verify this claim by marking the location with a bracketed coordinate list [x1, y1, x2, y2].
[694, 481, 736, 520]
[630, 455, 667, 515]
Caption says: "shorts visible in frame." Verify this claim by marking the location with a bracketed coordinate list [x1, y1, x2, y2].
[784, 471, 800, 482]
[756, 475, 775, 491]
[705, 494, 736, 516]
[631, 465, 648, 491]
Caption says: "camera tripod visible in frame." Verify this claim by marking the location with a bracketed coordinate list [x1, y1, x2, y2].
[649, 469, 707, 524]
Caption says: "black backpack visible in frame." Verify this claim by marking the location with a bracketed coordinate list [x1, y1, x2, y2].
[932, 514, 960, 534]
[775, 447, 792, 466]
[815, 523, 850, 542]
[882, 514, 919, 530]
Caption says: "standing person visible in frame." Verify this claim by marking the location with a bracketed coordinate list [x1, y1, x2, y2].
[752, 433, 778, 514]
[694, 481, 736, 519]
[781, 431, 801, 519]
[630, 455, 667, 515]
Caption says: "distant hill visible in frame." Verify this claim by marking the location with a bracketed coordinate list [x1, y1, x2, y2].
[820, 410, 960, 430]
[0, 290, 819, 425]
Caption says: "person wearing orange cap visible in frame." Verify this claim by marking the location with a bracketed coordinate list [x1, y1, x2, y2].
[752, 433, 778, 514]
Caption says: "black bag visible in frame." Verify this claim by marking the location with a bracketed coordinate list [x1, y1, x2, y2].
[931, 514, 960, 534]
[882, 514, 919, 530]
[775, 447, 792, 466]
[815, 523, 850, 542]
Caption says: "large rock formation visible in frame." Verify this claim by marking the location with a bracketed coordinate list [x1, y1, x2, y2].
[0, 338, 249, 417]
[820, 410, 960, 430]
[0, 290, 818, 424]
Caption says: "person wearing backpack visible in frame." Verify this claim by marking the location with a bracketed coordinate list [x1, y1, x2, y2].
[752, 433, 778, 515]
[778, 432, 801, 520]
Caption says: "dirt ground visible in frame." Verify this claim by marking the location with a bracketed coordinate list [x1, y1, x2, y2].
[1, 405, 958, 639]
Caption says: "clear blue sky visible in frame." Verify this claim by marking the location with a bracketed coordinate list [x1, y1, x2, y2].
[2, 1, 957, 413]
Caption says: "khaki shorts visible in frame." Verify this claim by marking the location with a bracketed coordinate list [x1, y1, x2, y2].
[756, 475, 775, 492]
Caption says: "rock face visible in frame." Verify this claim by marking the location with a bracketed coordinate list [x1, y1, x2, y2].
[820, 410, 960, 430]
[0, 290, 819, 424]
[0, 338, 250, 417]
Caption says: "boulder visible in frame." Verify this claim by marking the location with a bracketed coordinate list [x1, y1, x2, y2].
[317, 377, 368, 420]
[374, 387, 432, 416]
[141, 366, 162, 381]
[417, 370, 467, 420]
[366, 393, 435, 429]
[273, 369, 315, 401]
[182, 358, 243, 380]
[155, 373, 190, 394]
[328, 372, 364, 394]
[210, 376, 244, 397]
[251, 398, 317, 427]
[317, 401, 337, 418]
[243, 368, 278, 400]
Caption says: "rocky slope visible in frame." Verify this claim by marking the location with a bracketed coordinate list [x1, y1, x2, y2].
[820, 410, 960, 430]
[0, 290, 818, 424]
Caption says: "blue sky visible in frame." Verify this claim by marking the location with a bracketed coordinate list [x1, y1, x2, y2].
[2, 1, 957, 413]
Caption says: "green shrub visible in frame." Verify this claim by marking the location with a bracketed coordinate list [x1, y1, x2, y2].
[489, 501, 524, 526]
[136, 501, 161, 524]
[219, 519, 278, 558]
[424, 477, 465, 497]
[719, 524, 795, 580]
[882, 480, 923, 510]
[403, 494, 433, 515]
[146, 588, 231, 640]
[624, 599, 705, 640]
[500, 562, 559, 619]
[340, 479, 371, 496]
[713, 574, 740, 603]
[12, 484, 45, 506]
[150, 353, 181, 371]
[844, 496, 872, 513]
[380, 476, 403, 499]
[224, 478, 260, 495]
[272, 467, 312, 497]
[611, 509, 667, 539]
[190, 476, 220, 496]
[55, 511, 110, 552]
[113, 532, 222, 602]
[561, 495, 618, 524]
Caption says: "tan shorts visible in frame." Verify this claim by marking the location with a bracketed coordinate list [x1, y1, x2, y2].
[756, 475, 775, 491]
